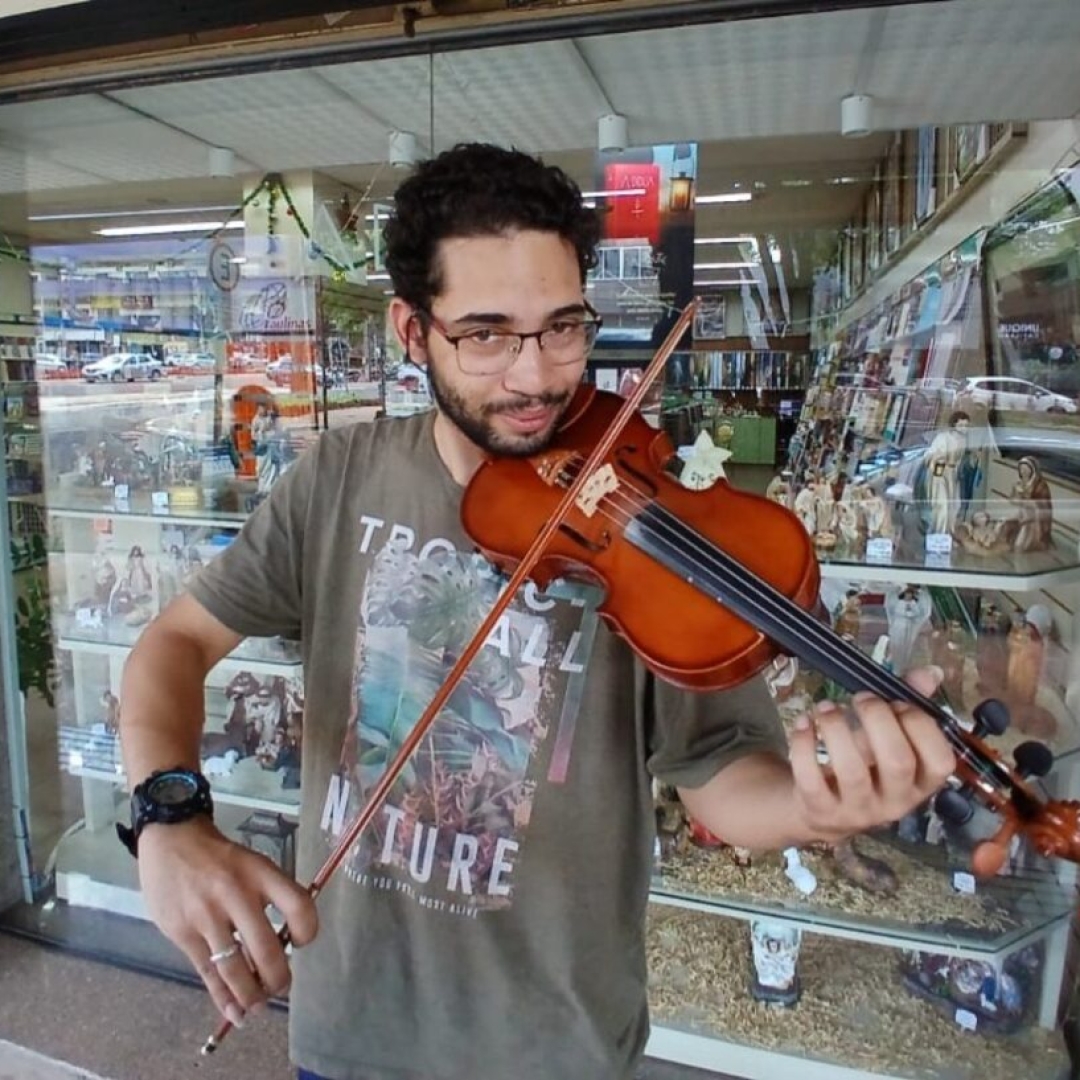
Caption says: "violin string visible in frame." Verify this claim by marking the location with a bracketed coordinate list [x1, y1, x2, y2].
[553, 454, 1010, 794]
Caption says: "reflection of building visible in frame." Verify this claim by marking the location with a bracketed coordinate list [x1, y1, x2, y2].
[588, 242, 661, 342]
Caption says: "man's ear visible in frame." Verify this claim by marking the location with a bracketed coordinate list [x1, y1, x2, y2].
[388, 297, 427, 365]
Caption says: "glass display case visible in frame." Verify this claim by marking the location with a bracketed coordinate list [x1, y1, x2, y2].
[644, 163, 1080, 1080]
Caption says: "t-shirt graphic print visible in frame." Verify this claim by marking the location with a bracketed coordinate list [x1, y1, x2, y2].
[319, 528, 602, 917]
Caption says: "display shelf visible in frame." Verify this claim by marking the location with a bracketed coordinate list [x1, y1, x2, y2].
[816, 532, 1080, 591]
[54, 803, 290, 921]
[58, 631, 301, 674]
[651, 833, 1072, 961]
[57, 727, 301, 816]
[46, 488, 249, 529]
[643, 906, 1070, 1080]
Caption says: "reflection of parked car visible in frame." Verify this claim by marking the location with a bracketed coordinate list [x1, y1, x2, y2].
[34, 353, 68, 378]
[83, 353, 164, 383]
[957, 376, 1077, 413]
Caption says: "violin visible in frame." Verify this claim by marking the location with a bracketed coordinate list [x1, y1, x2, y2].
[200, 300, 1080, 1055]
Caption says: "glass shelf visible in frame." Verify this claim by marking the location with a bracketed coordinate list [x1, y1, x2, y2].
[650, 832, 1073, 959]
[44, 486, 250, 528]
[57, 726, 301, 815]
[57, 614, 301, 670]
[815, 531, 1080, 591]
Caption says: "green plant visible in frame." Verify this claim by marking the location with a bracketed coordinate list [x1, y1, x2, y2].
[14, 572, 56, 707]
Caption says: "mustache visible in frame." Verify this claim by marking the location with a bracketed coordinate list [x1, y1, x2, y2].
[483, 390, 569, 417]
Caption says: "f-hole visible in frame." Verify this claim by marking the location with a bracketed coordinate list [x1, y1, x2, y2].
[557, 522, 609, 554]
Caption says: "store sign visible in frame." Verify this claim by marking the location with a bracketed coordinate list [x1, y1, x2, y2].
[235, 279, 314, 333]
[588, 142, 697, 352]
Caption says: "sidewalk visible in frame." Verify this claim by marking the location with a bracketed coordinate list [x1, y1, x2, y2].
[0, 1042, 112, 1080]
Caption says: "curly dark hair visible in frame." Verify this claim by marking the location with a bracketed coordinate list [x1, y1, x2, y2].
[384, 143, 601, 311]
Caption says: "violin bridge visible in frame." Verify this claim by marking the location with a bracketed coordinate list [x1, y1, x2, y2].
[532, 453, 619, 518]
[576, 464, 619, 518]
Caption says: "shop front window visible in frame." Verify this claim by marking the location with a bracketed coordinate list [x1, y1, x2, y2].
[1, 2, 1078, 1077]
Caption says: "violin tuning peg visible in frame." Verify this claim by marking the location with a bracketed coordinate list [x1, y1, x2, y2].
[1014, 740, 1054, 779]
[971, 698, 1010, 739]
[933, 786, 974, 826]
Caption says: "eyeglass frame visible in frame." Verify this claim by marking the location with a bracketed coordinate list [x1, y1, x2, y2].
[411, 301, 604, 374]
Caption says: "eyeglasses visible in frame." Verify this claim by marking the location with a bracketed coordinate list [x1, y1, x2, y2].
[417, 303, 603, 376]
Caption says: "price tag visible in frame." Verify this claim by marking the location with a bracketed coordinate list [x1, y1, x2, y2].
[952, 871, 976, 895]
[75, 607, 98, 629]
[113, 483, 129, 503]
[925, 532, 953, 555]
[954, 1008, 978, 1032]
[866, 537, 894, 564]
[151, 491, 170, 513]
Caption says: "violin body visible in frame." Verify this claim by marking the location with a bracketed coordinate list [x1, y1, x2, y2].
[462, 387, 820, 690]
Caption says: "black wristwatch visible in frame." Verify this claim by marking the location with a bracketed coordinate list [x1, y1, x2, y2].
[116, 767, 214, 857]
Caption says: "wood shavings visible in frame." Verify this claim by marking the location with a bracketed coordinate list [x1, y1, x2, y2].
[646, 907, 1068, 1080]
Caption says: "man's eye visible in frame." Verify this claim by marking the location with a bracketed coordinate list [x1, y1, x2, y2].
[548, 321, 583, 335]
[465, 329, 500, 344]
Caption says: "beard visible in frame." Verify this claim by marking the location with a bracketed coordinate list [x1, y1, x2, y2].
[426, 361, 572, 457]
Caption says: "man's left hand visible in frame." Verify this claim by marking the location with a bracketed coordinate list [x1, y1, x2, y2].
[788, 666, 957, 842]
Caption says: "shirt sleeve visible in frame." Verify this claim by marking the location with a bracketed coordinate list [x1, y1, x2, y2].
[185, 441, 319, 641]
[645, 670, 789, 789]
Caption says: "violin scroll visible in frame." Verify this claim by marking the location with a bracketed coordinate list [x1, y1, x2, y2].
[933, 697, 1080, 876]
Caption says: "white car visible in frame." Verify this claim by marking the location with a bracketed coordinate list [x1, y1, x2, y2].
[957, 376, 1077, 414]
[83, 353, 164, 383]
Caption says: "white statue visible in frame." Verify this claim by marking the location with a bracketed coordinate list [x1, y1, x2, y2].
[885, 584, 933, 673]
[923, 411, 970, 536]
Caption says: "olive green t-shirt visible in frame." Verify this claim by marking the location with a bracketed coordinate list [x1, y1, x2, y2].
[188, 409, 787, 1080]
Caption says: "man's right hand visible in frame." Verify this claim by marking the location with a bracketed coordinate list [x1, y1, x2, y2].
[136, 817, 318, 1027]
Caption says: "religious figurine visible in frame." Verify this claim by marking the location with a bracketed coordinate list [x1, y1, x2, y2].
[749, 920, 802, 1007]
[931, 619, 968, 708]
[765, 471, 792, 507]
[859, 486, 894, 541]
[884, 584, 932, 674]
[835, 500, 863, 557]
[833, 589, 863, 641]
[953, 510, 1018, 556]
[793, 483, 818, 536]
[1006, 611, 1041, 709]
[100, 690, 120, 735]
[1009, 455, 1053, 553]
[923, 410, 970, 536]
[1003, 611, 1057, 739]
[976, 602, 1009, 697]
[830, 837, 899, 894]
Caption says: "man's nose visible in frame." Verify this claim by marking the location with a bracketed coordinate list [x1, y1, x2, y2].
[501, 335, 548, 395]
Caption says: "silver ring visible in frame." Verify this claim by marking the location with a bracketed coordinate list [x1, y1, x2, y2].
[209, 943, 241, 964]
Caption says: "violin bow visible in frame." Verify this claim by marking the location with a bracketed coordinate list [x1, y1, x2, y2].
[201, 300, 699, 1054]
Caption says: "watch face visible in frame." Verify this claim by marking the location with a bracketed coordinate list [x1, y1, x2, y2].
[148, 772, 199, 806]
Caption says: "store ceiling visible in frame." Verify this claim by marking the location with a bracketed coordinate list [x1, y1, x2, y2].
[0, 0, 1077, 288]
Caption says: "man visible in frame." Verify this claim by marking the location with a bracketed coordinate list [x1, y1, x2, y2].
[118, 143, 954, 1080]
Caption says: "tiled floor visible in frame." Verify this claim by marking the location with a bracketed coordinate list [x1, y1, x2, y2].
[0, 934, 728, 1080]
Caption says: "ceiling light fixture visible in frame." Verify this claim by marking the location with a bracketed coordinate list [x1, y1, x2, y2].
[695, 192, 752, 205]
[598, 113, 628, 153]
[95, 220, 245, 237]
[29, 205, 240, 222]
[208, 146, 235, 178]
[580, 188, 647, 199]
[693, 279, 747, 288]
[389, 130, 419, 169]
[841, 93, 874, 138]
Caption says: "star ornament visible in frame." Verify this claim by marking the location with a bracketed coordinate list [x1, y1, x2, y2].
[679, 430, 733, 491]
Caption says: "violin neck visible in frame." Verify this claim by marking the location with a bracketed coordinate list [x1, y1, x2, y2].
[624, 505, 966, 748]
